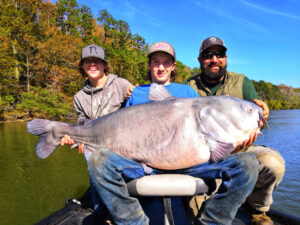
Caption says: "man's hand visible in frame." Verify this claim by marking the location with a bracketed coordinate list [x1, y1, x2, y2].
[61, 135, 84, 154]
[253, 99, 269, 120]
[232, 131, 258, 154]
[126, 84, 139, 99]
[253, 99, 269, 129]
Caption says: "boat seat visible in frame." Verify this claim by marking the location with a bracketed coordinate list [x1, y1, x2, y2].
[127, 174, 209, 225]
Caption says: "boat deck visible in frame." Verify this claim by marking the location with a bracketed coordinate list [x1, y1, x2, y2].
[36, 200, 300, 225]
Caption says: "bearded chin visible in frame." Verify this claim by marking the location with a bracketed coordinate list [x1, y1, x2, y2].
[201, 64, 227, 81]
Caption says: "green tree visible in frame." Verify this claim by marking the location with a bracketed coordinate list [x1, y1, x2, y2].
[79, 5, 94, 44]
[0, 0, 42, 83]
[191, 67, 201, 76]
[55, 0, 80, 36]
[127, 34, 148, 84]
[33, 28, 83, 95]
[1, 1, 299, 121]
[175, 61, 192, 83]
[97, 9, 148, 83]
[15, 86, 75, 119]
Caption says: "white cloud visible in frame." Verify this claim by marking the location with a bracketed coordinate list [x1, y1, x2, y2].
[238, 0, 300, 21]
[194, 1, 268, 33]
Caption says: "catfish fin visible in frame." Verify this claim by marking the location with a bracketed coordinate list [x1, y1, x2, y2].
[148, 83, 174, 101]
[35, 134, 60, 159]
[27, 119, 65, 159]
[209, 140, 234, 162]
[27, 119, 51, 135]
[199, 110, 235, 161]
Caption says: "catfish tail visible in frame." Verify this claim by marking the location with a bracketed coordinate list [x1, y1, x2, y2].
[27, 119, 69, 159]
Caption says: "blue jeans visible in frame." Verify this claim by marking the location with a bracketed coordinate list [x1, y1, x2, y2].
[88, 149, 259, 225]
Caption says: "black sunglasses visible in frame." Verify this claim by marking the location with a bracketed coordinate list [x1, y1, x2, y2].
[202, 51, 226, 60]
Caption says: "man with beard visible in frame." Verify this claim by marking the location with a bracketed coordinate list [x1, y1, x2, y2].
[188, 36, 259, 103]
[187, 36, 285, 225]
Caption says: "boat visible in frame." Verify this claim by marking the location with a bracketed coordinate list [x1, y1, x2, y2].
[35, 192, 300, 225]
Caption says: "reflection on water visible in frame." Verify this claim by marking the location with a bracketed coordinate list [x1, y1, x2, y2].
[255, 110, 300, 216]
[0, 110, 299, 224]
[0, 122, 89, 225]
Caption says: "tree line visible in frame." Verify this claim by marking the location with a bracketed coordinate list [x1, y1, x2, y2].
[0, 0, 299, 121]
[252, 81, 300, 110]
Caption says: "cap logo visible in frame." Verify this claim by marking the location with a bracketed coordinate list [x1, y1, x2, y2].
[89, 46, 98, 54]
[209, 37, 217, 42]
[153, 43, 170, 51]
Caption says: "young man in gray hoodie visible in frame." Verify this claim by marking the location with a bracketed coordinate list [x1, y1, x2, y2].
[74, 44, 133, 126]
[61, 44, 133, 222]
[62, 44, 133, 157]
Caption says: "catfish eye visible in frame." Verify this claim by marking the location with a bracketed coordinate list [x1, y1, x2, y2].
[240, 103, 254, 114]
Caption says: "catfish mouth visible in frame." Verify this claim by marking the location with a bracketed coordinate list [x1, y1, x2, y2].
[258, 113, 267, 129]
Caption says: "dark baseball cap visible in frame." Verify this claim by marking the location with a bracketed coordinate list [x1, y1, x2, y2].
[147, 41, 176, 60]
[199, 36, 227, 56]
[81, 44, 106, 63]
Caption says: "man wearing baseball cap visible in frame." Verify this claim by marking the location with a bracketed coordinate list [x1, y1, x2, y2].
[60, 44, 133, 223]
[76, 44, 133, 123]
[126, 41, 198, 106]
[124, 41, 198, 224]
[187, 37, 285, 225]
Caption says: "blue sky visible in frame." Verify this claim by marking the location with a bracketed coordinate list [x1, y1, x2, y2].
[75, 0, 300, 88]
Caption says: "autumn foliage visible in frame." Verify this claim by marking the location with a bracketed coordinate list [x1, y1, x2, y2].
[0, 0, 299, 121]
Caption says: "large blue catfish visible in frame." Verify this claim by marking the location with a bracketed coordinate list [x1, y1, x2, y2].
[27, 84, 264, 170]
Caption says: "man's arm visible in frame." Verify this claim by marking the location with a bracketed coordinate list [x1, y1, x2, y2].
[242, 76, 269, 122]
[242, 76, 259, 101]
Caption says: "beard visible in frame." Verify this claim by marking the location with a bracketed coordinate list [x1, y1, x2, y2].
[201, 63, 227, 81]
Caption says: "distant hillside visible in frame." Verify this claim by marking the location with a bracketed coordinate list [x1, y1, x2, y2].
[291, 87, 300, 97]
[252, 81, 300, 110]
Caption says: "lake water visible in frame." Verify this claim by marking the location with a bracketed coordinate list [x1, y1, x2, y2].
[0, 110, 299, 224]
[0, 122, 90, 225]
[255, 110, 300, 215]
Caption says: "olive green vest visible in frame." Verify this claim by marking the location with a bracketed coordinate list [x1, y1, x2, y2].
[187, 71, 244, 99]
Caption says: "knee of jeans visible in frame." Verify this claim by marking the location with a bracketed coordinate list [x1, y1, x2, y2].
[257, 152, 285, 180]
[88, 148, 111, 174]
[238, 152, 260, 179]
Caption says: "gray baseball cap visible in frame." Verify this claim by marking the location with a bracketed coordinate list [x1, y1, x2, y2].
[199, 36, 227, 56]
[81, 44, 106, 62]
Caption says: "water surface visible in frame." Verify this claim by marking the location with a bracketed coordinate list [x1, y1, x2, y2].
[0, 122, 89, 225]
[255, 110, 300, 215]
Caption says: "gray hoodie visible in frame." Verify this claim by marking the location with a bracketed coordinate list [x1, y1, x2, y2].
[74, 74, 132, 124]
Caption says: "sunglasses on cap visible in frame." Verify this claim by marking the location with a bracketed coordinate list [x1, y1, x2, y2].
[202, 51, 226, 60]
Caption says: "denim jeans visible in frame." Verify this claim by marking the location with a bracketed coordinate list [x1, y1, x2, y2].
[88, 148, 259, 225]
[89, 178, 109, 220]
